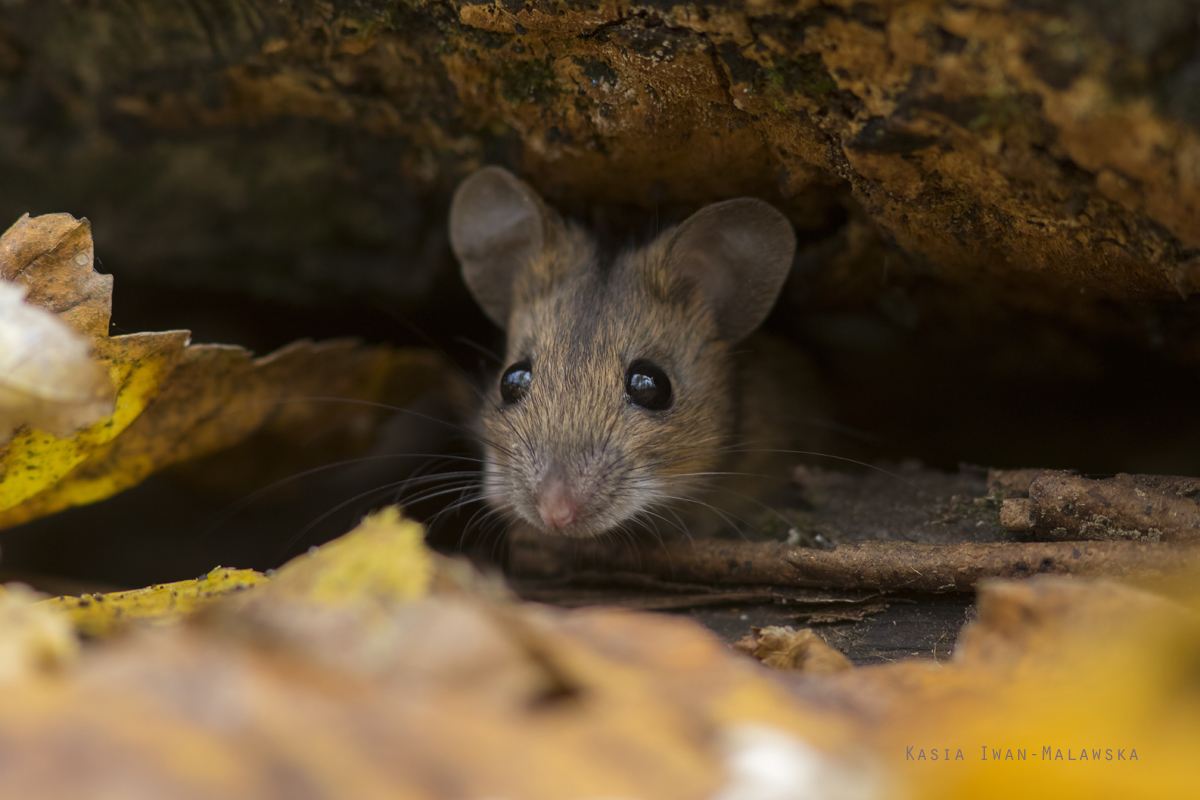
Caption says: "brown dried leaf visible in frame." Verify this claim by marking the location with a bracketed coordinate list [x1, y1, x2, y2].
[4, 512, 1199, 798]
[734, 626, 853, 674]
[781, 577, 1200, 798]
[0, 512, 870, 799]
[0, 213, 112, 337]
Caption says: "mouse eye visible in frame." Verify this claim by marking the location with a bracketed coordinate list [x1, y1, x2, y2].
[625, 359, 672, 411]
[500, 360, 532, 405]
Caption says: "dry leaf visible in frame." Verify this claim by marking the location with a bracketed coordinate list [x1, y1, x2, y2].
[0, 339, 450, 527]
[0, 214, 468, 527]
[0, 583, 78, 683]
[0, 213, 112, 337]
[253, 506, 434, 605]
[0, 280, 115, 446]
[1, 510, 870, 800]
[3, 509, 1198, 798]
[37, 509, 455, 639]
[0, 213, 194, 513]
[41, 568, 269, 639]
[782, 577, 1200, 799]
[734, 626, 853, 674]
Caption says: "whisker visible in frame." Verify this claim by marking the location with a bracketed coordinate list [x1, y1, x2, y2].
[197, 454, 486, 542]
[230, 394, 516, 459]
[279, 468, 487, 561]
[399, 481, 482, 506]
[455, 336, 503, 364]
[716, 448, 915, 486]
[278, 479, 418, 559]
[649, 491, 764, 539]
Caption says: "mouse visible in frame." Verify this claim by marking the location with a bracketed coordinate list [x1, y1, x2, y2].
[449, 166, 827, 540]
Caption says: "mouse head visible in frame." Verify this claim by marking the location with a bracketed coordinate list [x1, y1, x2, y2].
[450, 167, 796, 538]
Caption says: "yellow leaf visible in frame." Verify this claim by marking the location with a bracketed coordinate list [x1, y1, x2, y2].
[0, 330, 187, 512]
[0, 212, 468, 527]
[265, 506, 435, 605]
[40, 567, 269, 638]
[38, 508, 432, 638]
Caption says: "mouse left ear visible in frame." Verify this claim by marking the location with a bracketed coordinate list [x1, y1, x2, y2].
[662, 198, 796, 342]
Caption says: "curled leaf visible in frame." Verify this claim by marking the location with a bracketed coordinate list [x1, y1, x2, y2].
[0, 213, 112, 338]
[0, 280, 115, 448]
[734, 626, 853, 674]
[0, 213, 469, 527]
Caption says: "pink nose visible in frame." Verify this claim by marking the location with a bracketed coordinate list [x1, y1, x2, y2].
[537, 481, 578, 528]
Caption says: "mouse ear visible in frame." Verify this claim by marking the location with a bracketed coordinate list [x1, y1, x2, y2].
[449, 167, 551, 329]
[662, 198, 796, 342]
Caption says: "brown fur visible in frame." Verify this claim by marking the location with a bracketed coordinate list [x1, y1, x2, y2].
[475, 219, 828, 540]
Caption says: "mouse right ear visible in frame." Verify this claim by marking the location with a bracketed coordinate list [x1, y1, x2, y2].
[449, 167, 551, 329]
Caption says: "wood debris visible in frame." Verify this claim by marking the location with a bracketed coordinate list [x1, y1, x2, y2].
[510, 531, 1200, 593]
[997, 470, 1200, 542]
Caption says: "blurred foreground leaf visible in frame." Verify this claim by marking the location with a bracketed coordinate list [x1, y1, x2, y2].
[792, 578, 1200, 799]
[0, 508, 1194, 798]
[256, 506, 434, 606]
[0, 583, 77, 683]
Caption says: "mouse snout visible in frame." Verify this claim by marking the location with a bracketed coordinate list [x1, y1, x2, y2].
[536, 478, 579, 529]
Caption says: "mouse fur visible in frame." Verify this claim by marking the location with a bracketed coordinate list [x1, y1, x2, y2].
[450, 166, 827, 540]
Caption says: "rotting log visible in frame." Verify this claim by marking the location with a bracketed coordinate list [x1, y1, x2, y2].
[1, 0, 1198, 346]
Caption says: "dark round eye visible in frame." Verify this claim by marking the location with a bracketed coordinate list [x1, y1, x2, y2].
[500, 360, 532, 405]
[625, 359, 672, 410]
